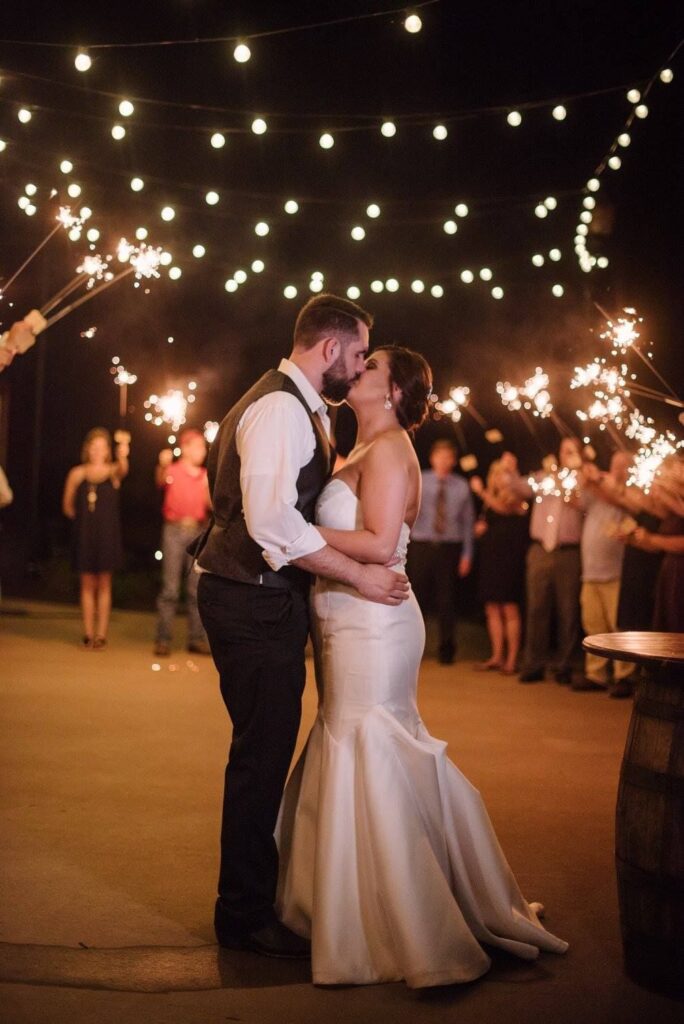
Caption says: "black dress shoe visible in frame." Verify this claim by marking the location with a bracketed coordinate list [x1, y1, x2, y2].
[571, 677, 604, 692]
[554, 670, 572, 686]
[518, 669, 544, 683]
[215, 904, 310, 959]
[438, 644, 456, 665]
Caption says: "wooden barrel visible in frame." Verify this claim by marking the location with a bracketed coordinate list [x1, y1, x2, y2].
[615, 662, 684, 993]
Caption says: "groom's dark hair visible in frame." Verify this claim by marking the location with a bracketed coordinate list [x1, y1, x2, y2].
[294, 293, 373, 350]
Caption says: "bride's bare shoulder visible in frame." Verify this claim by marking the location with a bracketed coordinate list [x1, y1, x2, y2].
[366, 430, 416, 468]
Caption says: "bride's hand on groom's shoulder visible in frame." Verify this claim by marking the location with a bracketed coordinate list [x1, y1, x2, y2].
[356, 563, 410, 606]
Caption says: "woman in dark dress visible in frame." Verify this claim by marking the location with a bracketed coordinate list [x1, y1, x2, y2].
[62, 428, 129, 649]
[471, 452, 530, 674]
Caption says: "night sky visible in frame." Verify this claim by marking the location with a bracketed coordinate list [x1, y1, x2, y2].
[0, 0, 682, 574]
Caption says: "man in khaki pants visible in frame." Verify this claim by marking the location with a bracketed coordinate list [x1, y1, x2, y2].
[575, 452, 635, 697]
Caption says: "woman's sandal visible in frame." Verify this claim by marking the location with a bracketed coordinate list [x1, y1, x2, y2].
[81, 636, 93, 650]
[92, 636, 107, 651]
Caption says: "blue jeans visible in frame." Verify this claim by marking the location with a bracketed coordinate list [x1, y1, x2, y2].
[155, 521, 207, 645]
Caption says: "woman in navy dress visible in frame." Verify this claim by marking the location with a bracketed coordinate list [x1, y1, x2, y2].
[62, 428, 129, 649]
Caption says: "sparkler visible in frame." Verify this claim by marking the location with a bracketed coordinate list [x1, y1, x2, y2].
[0, 206, 92, 299]
[110, 358, 138, 420]
[497, 366, 573, 438]
[596, 303, 681, 403]
[144, 383, 196, 433]
[627, 432, 684, 493]
[526, 465, 579, 503]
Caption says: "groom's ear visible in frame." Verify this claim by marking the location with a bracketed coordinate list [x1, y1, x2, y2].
[320, 336, 340, 365]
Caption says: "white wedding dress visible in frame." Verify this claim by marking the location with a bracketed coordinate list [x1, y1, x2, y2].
[276, 478, 568, 987]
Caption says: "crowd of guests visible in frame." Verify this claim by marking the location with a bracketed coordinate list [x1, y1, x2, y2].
[7, 415, 679, 676]
[411, 436, 683, 698]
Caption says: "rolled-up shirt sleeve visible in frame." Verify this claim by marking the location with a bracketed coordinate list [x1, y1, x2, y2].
[236, 392, 326, 571]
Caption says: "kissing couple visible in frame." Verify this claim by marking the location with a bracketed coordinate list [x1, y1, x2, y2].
[194, 293, 567, 988]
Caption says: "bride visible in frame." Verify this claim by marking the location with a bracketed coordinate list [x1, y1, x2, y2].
[276, 345, 568, 988]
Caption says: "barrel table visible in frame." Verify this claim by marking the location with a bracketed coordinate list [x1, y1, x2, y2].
[583, 632, 684, 994]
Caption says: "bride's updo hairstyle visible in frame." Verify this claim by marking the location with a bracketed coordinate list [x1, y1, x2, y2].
[376, 345, 433, 433]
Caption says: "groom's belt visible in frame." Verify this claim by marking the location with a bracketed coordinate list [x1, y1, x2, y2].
[247, 566, 310, 592]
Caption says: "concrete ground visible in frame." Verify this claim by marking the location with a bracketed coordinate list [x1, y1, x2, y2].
[0, 601, 681, 1024]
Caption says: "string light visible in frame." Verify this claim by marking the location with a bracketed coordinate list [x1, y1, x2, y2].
[386, 278, 399, 292]
[192, 244, 206, 258]
[254, 221, 270, 236]
[347, 285, 361, 299]
[135, 227, 148, 240]
[507, 110, 522, 126]
[234, 269, 247, 283]
[544, 196, 557, 210]
[443, 219, 457, 234]
[205, 190, 219, 205]
[67, 183, 81, 198]
[284, 285, 297, 299]
[492, 286, 504, 299]
[433, 124, 448, 140]
[404, 12, 422, 33]
[159, 251, 173, 266]
[552, 283, 564, 297]
[251, 259, 265, 273]
[552, 104, 567, 121]
[549, 248, 561, 261]
[587, 178, 600, 192]
[411, 279, 425, 293]
[225, 278, 238, 292]
[111, 124, 126, 140]
[310, 278, 323, 292]
[319, 132, 334, 149]
[534, 204, 548, 218]
[381, 121, 397, 138]
[161, 206, 175, 221]
[87, 227, 100, 242]
[608, 155, 622, 170]
[74, 51, 92, 72]
[371, 280, 384, 293]
[454, 203, 469, 217]
[660, 68, 674, 83]
[210, 132, 226, 149]
[130, 177, 144, 191]
[233, 42, 251, 63]
[635, 104, 649, 119]
[626, 88, 641, 103]
[430, 284, 444, 297]
[25, 183, 37, 196]
[168, 266, 182, 280]
[119, 100, 135, 117]
[460, 270, 474, 284]
[0, 139, 6, 152]
[617, 132, 631, 147]
[251, 117, 267, 135]
[479, 267, 492, 280]
[532, 254, 544, 266]
[284, 199, 299, 214]
[59, 159, 73, 173]
[366, 203, 381, 218]
[18, 108, 32, 123]
[350, 226, 366, 240]
[583, 196, 596, 209]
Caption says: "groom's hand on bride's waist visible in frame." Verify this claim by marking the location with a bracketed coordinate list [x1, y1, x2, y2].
[356, 564, 410, 605]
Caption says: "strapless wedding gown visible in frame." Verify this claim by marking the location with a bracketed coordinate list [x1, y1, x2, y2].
[276, 479, 568, 987]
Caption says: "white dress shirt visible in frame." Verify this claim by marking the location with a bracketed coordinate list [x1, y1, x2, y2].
[236, 358, 329, 571]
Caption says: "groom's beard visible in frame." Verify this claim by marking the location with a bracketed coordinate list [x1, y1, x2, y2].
[321, 354, 360, 405]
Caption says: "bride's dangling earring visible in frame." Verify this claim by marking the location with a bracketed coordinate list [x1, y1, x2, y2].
[384, 394, 393, 411]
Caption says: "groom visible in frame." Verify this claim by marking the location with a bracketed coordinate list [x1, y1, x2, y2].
[195, 293, 410, 958]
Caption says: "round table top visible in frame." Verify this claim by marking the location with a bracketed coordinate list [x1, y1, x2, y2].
[583, 632, 684, 665]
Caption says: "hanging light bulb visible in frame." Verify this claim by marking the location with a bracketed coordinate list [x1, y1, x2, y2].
[587, 177, 600, 192]
[211, 132, 226, 149]
[532, 254, 545, 267]
[59, 159, 73, 174]
[67, 183, 81, 198]
[18, 196, 29, 210]
[135, 227, 148, 240]
[626, 88, 641, 103]
[549, 248, 561, 261]
[583, 196, 596, 209]
[25, 183, 37, 196]
[608, 155, 622, 170]
[544, 196, 557, 210]
[130, 177, 144, 192]
[319, 132, 334, 149]
[371, 280, 384, 293]
[381, 121, 397, 138]
[660, 68, 674, 84]
[192, 244, 206, 258]
[283, 285, 298, 299]
[251, 117, 267, 135]
[479, 268, 493, 281]
[284, 199, 299, 214]
[404, 12, 422, 33]
[87, 227, 100, 242]
[635, 104, 649, 119]
[351, 226, 366, 241]
[119, 100, 134, 117]
[534, 204, 548, 218]
[617, 132, 631, 147]
[433, 124, 448, 141]
[411, 280, 425, 293]
[168, 266, 182, 280]
[460, 270, 474, 284]
[0, 139, 7, 152]
[430, 284, 444, 297]
[385, 278, 399, 292]
[161, 206, 175, 221]
[255, 221, 270, 236]
[111, 124, 126, 140]
[159, 251, 173, 266]
[366, 203, 381, 218]
[233, 42, 251, 63]
[347, 286, 361, 300]
[454, 203, 469, 217]
[491, 286, 504, 299]
[205, 191, 220, 205]
[225, 279, 238, 292]
[234, 269, 247, 284]
[552, 104, 567, 121]
[507, 110, 522, 127]
[25, 204, 37, 216]
[251, 259, 265, 273]
[18, 108, 32, 123]
[552, 284, 564, 297]
[74, 50, 92, 72]
[443, 220, 457, 234]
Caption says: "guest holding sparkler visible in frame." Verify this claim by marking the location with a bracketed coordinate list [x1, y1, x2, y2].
[575, 454, 637, 697]
[62, 428, 129, 650]
[516, 438, 584, 685]
[470, 453, 529, 675]
[407, 439, 475, 664]
[154, 429, 212, 657]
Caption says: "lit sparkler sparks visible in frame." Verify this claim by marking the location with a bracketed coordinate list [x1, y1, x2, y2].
[497, 367, 553, 418]
[600, 308, 641, 353]
[624, 409, 657, 446]
[628, 432, 684, 493]
[436, 385, 470, 422]
[80, 326, 97, 339]
[144, 389, 190, 432]
[527, 466, 579, 502]
[111, 363, 138, 387]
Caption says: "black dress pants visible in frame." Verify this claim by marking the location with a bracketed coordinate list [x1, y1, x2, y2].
[198, 573, 309, 930]
[407, 541, 462, 658]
